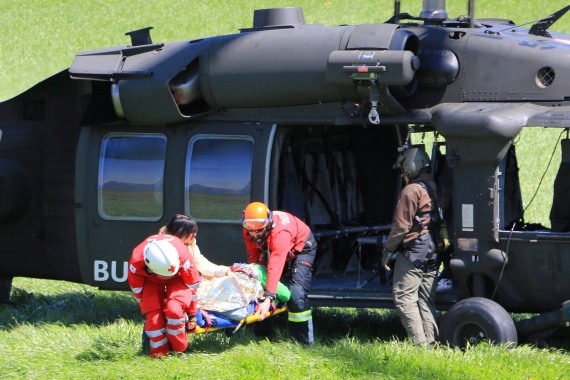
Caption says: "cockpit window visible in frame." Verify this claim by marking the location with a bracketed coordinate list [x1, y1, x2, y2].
[98, 133, 167, 220]
[185, 135, 253, 221]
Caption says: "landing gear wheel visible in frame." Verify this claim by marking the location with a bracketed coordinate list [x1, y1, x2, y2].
[439, 297, 518, 349]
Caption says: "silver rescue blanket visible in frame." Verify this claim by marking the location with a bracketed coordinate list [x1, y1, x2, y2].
[196, 264, 263, 320]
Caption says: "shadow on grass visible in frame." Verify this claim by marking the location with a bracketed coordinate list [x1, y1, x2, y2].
[186, 327, 260, 353]
[0, 286, 140, 330]
[183, 307, 408, 354]
[312, 307, 406, 343]
[4, 283, 567, 354]
[517, 324, 570, 352]
[0, 284, 408, 356]
[182, 307, 408, 354]
[0, 283, 425, 350]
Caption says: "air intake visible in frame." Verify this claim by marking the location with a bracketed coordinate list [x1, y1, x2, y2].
[253, 7, 306, 29]
[420, 0, 448, 22]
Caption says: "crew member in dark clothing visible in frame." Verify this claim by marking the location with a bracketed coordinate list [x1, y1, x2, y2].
[382, 146, 439, 345]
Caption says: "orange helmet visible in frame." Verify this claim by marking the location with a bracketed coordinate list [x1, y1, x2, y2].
[243, 202, 272, 231]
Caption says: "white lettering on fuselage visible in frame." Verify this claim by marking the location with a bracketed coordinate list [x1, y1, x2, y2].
[94, 260, 128, 282]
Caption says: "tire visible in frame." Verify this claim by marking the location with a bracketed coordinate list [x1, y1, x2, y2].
[440, 297, 518, 349]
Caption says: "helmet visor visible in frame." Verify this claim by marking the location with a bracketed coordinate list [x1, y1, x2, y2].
[243, 219, 268, 231]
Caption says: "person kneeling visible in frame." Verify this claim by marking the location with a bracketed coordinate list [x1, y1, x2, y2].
[128, 234, 200, 358]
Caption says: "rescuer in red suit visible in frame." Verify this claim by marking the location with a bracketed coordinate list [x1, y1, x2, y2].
[128, 234, 200, 358]
[241, 202, 316, 344]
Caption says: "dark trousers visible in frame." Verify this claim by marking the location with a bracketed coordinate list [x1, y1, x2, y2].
[255, 233, 317, 344]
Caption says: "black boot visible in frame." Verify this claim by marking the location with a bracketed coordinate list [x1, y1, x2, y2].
[288, 319, 314, 345]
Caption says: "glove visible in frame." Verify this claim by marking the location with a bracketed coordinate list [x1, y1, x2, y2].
[186, 315, 197, 332]
[382, 249, 394, 271]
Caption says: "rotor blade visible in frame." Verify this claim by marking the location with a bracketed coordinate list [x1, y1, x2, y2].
[429, 102, 570, 132]
[525, 105, 570, 128]
[529, 5, 570, 37]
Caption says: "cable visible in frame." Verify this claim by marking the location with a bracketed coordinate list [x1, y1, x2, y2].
[522, 129, 565, 214]
[492, 129, 566, 300]
[491, 221, 514, 300]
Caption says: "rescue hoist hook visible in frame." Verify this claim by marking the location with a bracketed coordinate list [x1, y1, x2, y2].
[368, 83, 380, 124]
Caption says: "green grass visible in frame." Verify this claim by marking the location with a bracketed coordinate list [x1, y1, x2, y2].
[2, 1, 570, 378]
[1, 278, 570, 379]
[515, 128, 565, 227]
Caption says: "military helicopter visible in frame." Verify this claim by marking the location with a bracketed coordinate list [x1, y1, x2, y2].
[1, 0, 570, 347]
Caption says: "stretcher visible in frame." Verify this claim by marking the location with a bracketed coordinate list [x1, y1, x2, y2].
[188, 263, 290, 336]
[190, 302, 288, 335]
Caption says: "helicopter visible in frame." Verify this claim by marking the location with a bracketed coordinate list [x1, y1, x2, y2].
[1, 0, 570, 348]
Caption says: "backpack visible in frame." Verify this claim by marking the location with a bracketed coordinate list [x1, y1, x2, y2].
[414, 180, 450, 253]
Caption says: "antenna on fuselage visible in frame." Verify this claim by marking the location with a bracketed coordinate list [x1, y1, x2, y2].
[468, 0, 475, 28]
[393, 0, 401, 23]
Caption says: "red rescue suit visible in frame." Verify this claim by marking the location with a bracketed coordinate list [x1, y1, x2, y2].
[242, 211, 311, 294]
[242, 210, 316, 344]
[128, 234, 200, 357]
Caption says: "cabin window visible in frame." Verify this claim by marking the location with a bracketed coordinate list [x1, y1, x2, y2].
[98, 133, 167, 220]
[185, 135, 253, 221]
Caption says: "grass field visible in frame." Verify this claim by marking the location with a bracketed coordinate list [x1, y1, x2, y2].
[1, 278, 569, 379]
[2, 0, 570, 378]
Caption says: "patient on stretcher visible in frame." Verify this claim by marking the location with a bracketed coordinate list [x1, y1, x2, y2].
[191, 263, 290, 331]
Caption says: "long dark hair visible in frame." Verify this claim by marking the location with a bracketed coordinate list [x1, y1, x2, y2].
[161, 214, 198, 239]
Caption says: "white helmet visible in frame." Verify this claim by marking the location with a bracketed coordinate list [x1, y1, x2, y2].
[143, 238, 180, 277]
[394, 145, 430, 179]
